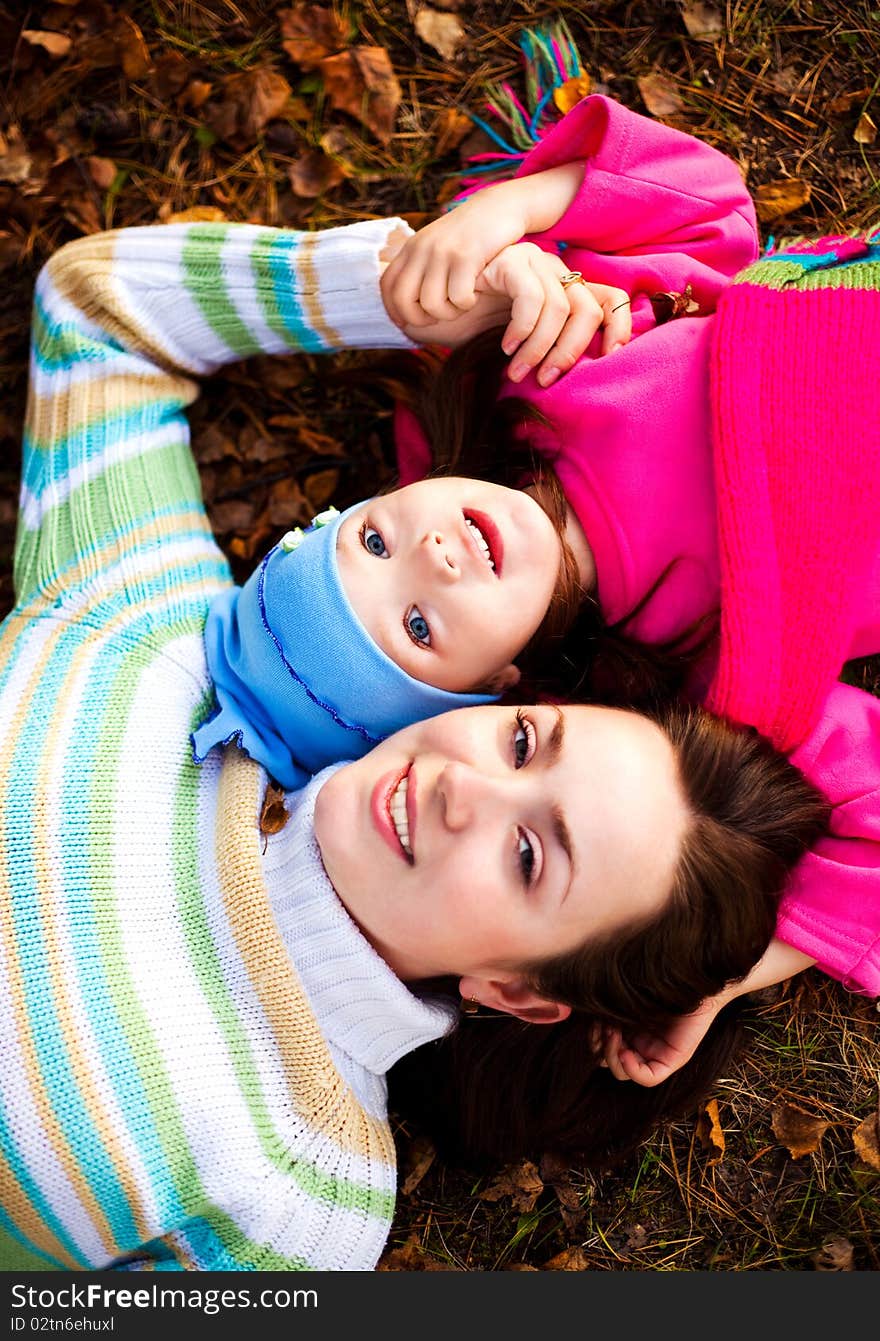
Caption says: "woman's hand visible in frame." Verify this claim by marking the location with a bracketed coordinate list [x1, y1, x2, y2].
[381, 238, 632, 387]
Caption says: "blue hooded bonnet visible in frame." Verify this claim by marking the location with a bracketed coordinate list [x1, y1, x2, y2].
[191, 502, 498, 790]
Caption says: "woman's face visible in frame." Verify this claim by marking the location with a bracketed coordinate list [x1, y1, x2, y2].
[335, 477, 563, 694]
[314, 703, 688, 992]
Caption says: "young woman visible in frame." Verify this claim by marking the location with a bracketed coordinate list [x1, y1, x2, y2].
[0, 218, 825, 1271]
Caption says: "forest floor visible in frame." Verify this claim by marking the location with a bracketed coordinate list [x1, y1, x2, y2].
[0, 0, 878, 1271]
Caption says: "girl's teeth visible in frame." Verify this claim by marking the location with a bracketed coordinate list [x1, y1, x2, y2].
[466, 518, 495, 570]
[389, 776, 412, 855]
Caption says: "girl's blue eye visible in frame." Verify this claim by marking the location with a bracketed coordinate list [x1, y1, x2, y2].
[361, 524, 388, 558]
[513, 712, 536, 769]
[517, 829, 535, 886]
[406, 606, 431, 647]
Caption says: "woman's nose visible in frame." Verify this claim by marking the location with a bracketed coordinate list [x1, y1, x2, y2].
[419, 530, 459, 580]
[439, 760, 498, 831]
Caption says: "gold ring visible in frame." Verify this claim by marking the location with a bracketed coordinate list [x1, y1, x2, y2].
[560, 270, 586, 288]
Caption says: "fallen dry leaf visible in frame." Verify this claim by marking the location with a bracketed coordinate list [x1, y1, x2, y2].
[414, 7, 466, 62]
[479, 1159, 544, 1212]
[681, 2, 723, 42]
[87, 156, 116, 191]
[288, 147, 347, 197]
[696, 1097, 726, 1166]
[0, 127, 33, 186]
[828, 87, 873, 114]
[754, 178, 811, 223]
[259, 782, 289, 836]
[112, 13, 153, 80]
[399, 1133, 437, 1195]
[854, 111, 877, 145]
[279, 4, 348, 69]
[432, 107, 472, 158]
[377, 1235, 459, 1270]
[542, 1245, 591, 1270]
[813, 1236, 854, 1270]
[208, 68, 293, 144]
[21, 29, 72, 58]
[771, 1102, 831, 1158]
[164, 205, 228, 224]
[553, 73, 593, 116]
[637, 72, 683, 117]
[852, 1108, 880, 1170]
[319, 46, 402, 145]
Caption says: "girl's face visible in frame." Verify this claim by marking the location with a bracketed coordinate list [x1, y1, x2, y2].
[335, 477, 563, 694]
[314, 704, 688, 1003]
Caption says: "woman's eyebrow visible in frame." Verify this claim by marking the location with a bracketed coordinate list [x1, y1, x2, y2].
[545, 706, 565, 765]
[552, 803, 573, 870]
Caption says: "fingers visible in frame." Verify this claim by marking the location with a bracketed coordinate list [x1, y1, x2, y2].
[599, 286, 633, 355]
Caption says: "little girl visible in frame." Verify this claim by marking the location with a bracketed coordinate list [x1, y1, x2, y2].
[379, 91, 880, 1066]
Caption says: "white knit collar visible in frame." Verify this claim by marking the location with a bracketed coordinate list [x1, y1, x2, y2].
[260, 764, 455, 1078]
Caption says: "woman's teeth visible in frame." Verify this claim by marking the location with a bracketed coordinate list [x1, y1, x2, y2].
[466, 517, 495, 570]
[389, 774, 412, 856]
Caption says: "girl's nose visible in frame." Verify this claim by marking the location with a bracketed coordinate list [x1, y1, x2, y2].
[420, 530, 459, 580]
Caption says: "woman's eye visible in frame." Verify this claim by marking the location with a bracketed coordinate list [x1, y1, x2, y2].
[513, 712, 536, 769]
[517, 828, 536, 887]
[361, 523, 389, 558]
[406, 605, 431, 647]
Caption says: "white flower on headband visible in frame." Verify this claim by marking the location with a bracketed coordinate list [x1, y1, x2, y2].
[279, 505, 340, 553]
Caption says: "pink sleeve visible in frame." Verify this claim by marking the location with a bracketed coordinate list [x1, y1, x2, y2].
[515, 95, 759, 306]
[778, 681, 880, 997]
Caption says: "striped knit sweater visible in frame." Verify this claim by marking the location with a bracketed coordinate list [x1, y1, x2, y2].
[0, 219, 455, 1271]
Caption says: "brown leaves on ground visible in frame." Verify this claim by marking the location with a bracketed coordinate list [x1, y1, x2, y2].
[771, 1103, 832, 1159]
[680, 3, 724, 43]
[637, 72, 684, 117]
[754, 178, 812, 223]
[320, 47, 402, 147]
[413, 7, 467, 62]
[852, 1104, 880, 1171]
[399, 1133, 438, 1196]
[280, 5, 402, 145]
[813, 1236, 855, 1270]
[478, 1160, 544, 1213]
[377, 1235, 460, 1270]
[696, 1097, 726, 1166]
[204, 69, 294, 147]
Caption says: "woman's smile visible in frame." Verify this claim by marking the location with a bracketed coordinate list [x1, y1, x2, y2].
[371, 762, 416, 863]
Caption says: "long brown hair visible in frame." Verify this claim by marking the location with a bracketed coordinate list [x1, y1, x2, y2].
[388, 700, 829, 1170]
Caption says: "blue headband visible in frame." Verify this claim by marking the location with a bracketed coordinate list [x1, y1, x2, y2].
[191, 502, 498, 789]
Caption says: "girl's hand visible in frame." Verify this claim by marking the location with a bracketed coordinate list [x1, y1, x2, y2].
[479, 243, 631, 385]
[380, 164, 585, 328]
[596, 998, 723, 1087]
[382, 239, 632, 387]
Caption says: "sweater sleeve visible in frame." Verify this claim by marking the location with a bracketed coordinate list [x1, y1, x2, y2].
[514, 94, 759, 308]
[14, 219, 414, 618]
[778, 681, 880, 997]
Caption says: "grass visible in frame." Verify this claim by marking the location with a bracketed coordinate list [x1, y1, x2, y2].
[0, 0, 878, 1272]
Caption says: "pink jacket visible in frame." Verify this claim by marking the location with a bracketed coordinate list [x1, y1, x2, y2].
[395, 95, 880, 997]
